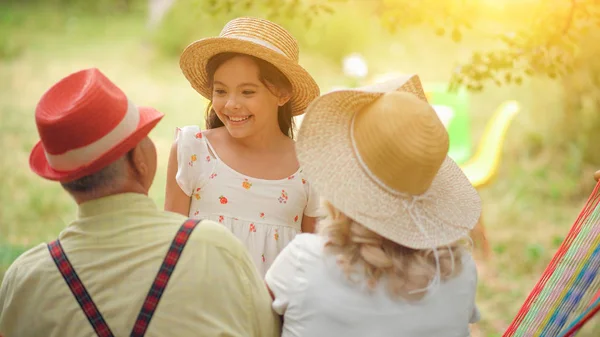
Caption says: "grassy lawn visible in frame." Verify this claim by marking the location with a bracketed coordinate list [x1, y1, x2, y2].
[1, 3, 599, 336]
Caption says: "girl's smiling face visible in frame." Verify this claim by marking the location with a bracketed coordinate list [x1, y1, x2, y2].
[211, 55, 288, 139]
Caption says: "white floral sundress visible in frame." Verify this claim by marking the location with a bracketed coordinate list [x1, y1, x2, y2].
[175, 125, 322, 276]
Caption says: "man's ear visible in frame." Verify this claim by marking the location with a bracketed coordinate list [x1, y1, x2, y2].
[128, 143, 148, 178]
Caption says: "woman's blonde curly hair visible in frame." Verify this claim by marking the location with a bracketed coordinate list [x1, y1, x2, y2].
[319, 201, 468, 301]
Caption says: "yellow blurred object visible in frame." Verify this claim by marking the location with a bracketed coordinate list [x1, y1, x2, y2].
[460, 101, 520, 188]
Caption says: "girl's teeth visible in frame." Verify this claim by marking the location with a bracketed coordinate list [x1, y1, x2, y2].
[230, 116, 250, 122]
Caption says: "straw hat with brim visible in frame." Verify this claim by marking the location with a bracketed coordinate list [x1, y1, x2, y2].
[179, 17, 320, 116]
[29, 68, 164, 183]
[296, 75, 482, 249]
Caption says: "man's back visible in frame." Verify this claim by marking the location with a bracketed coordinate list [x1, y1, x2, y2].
[0, 193, 280, 337]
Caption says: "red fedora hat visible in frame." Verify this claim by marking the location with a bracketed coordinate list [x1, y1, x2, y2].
[29, 68, 164, 182]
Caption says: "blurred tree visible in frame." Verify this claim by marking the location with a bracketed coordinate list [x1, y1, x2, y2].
[195, 0, 597, 93]
[148, 0, 177, 30]
[151, 0, 370, 60]
[195, 0, 600, 189]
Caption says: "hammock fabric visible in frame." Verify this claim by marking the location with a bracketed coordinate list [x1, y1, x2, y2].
[503, 181, 600, 336]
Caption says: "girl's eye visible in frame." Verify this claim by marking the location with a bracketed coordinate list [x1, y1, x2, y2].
[242, 90, 256, 95]
[214, 89, 226, 95]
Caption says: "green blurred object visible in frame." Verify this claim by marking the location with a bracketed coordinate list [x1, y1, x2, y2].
[0, 243, 27, 268]
[423, 83, 472, 165]
[423, 82, 521, 189]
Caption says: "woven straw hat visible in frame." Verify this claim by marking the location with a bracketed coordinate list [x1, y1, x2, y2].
[179, 17, 320, 116]
[296, 75, 482, 249]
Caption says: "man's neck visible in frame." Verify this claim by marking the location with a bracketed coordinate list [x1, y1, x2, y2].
[69, 185, 148, 205]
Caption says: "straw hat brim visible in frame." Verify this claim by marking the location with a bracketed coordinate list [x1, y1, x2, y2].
[30, 106, 164, 183]
[179, 37, 320, 116]
[296, 85, 482, 249]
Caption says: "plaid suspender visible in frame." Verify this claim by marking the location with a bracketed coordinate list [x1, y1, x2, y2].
[48, 239, 114, 337]
[129, 219, 200, 336]
[48, 219, 201, 337]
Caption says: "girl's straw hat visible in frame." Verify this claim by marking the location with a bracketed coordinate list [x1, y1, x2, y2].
[179, 17, 320, 116]
[296, 75, 482, 249]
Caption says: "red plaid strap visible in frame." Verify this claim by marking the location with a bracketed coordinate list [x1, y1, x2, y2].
[48, 218, 200, 337]
[47, 240, 115, 337]
[130, 218, 201, 336]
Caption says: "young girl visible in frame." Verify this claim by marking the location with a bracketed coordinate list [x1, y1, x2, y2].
[165, 17, 321, 276]
[265, 75, 482, 336]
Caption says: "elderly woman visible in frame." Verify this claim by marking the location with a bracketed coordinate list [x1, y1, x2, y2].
[265, 75, 482, 337]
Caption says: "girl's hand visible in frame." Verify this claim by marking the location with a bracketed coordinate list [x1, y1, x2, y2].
[595, 170, 600, 182]
[301, 216, 317, 233]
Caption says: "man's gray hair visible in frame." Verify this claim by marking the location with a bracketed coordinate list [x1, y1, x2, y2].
[60, 155, 128, 194]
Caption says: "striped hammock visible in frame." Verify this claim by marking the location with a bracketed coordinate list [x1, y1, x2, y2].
[503, 181, 600, 336]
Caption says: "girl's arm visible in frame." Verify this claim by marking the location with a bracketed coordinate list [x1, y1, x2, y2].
[301, 216, 317, 233]
[165, 142, 191, 216]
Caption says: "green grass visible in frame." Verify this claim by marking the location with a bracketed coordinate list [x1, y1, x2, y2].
[1, 3, 599, 336]
[0, 244, 27, 271]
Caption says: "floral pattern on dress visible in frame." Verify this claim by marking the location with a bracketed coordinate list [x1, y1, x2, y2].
[193, 187, 201, 200]
[176, 125, 322, 278]
[278, 190, 288, 204]
[189, 154, 197, 167]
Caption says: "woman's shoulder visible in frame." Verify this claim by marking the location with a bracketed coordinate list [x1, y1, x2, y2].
[288, 233, 326, 256]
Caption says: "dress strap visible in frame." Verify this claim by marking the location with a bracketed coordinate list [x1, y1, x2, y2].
[203, 134, 220, 161]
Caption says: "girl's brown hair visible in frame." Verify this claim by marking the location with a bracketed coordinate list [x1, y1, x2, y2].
[204, 52, 295, 138]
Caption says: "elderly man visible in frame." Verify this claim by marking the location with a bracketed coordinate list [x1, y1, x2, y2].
[0, 68, 280, 337]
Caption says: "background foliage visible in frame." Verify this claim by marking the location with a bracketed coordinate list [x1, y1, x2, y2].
[2, 0, 600, 335]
